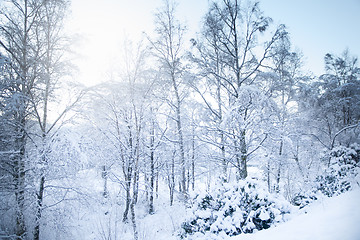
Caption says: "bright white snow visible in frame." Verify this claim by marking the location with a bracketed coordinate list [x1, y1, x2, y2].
[233, 188, 360, 240]
[64, 169, 360, 240]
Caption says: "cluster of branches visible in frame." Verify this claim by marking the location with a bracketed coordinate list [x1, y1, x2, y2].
[0, 0, 84, 239]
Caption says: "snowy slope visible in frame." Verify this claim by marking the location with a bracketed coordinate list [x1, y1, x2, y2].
[233, 189, 360, 240]
[68, 169, 360, 240]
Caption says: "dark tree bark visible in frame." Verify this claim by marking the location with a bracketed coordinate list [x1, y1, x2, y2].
[149, 120, 155, 214]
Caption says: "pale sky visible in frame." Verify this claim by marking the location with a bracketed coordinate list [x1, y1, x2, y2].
[261, 0, 360, 75]
[67, 0, 360, 86]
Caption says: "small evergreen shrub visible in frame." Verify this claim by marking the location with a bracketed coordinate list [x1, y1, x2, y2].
[316, 144, 360, 197]
[291, 190, 318, 209]
[180, 178, 294, 238]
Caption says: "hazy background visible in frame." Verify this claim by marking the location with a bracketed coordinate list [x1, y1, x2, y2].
[67, 0, 360, 86]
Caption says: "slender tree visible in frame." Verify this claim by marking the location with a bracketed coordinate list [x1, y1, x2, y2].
[264, 37, 304, 193]
[148, 0, 188, 195]
[30, 1, 78, 239]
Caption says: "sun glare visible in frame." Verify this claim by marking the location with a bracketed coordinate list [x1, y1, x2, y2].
[67, 0, 161, 86]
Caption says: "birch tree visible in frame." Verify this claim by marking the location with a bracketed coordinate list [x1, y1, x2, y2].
[0, 1, 44, 238]
[148, 0, 188, 195]
[85, 40, 151, 240]
[263, 37, 304, 193]
[0, 0, 80, 239]
[30, 1, 81, 239]
[190, 0, 287, 180]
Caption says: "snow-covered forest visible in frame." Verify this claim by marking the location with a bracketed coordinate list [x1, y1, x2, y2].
[0, 0, 359, 239]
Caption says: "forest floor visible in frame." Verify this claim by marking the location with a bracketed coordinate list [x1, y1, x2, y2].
[136, 187, 360, 240]
[72, 170, 360, 240]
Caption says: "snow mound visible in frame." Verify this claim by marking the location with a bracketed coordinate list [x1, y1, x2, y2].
[232, 188, 360, 240]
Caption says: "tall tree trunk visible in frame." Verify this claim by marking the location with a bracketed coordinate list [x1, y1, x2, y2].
[149, 157, 154, 214]
[235, 129, 248, 180]
[131, 169, 138, 240]
[149, 120, 155, 214]
[239, 129, 248, 179]
[276, 166, 281, 193]
[156, 163, 159, 199]
[216, 57, 227, 180]
[235, 139, 241, 181]
[133, 169, 139, 204]
[169, 151, 175, 206]
[124, 123, 135, 222]
[293, 145, 305, 182]
[145, 172, 149, 202]
[187, 168, 190, 191]
[102, 165, 108, 198]
[276, 140, 283, 193]
[220, 133, 227, 181]
[130, 198, 138, 240]
[34, 175, 45, 240]
[34, 138, 47, 240]
[123, 168, 132, 222]
[267, 158, 271, 192]
[34, 45, 52, 239]
[191, 150, 195, 192]
[14, 1, 31, 237]
[172, 74, 186, 196]
[14, 131, 27, 240]
[190, 125, 195, 190]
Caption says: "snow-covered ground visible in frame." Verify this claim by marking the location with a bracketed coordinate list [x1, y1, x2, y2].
[62, 169, 360, 240]
[111, 187, 360, 240]
[234, 188, 360, 240]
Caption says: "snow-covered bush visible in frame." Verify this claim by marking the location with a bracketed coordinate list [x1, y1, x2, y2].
[316, 144, 360, 197]
[180, 178, 294, 238]
[291, 190, 318, 209]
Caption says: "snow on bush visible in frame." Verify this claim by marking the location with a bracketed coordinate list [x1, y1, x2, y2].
[316, 144, 360, 197]
[180, 178, 294, 239]
[291, 190, 318, 209]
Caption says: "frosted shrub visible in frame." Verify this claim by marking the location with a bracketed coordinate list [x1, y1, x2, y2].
[180, 178, 293, 238]
[317, 144, 360, 197]
[291, 190, 318, 209]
